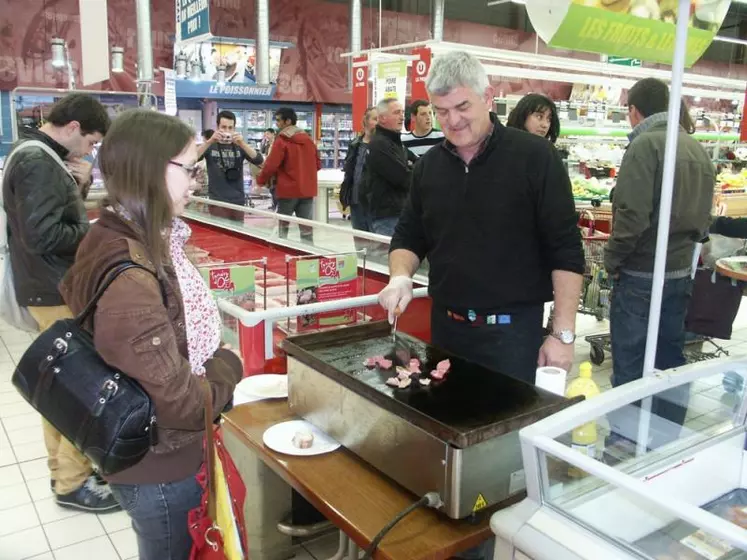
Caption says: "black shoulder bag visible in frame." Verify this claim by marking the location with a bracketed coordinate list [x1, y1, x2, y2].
[12, 261, 162, 476]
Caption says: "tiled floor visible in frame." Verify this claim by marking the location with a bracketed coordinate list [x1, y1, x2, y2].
[1, 301, 747, 559]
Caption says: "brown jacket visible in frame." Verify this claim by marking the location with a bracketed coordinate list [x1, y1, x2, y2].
[59, 209, 243, 485]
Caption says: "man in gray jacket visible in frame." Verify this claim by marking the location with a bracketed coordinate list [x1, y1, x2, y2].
[605, 78, 714, 449]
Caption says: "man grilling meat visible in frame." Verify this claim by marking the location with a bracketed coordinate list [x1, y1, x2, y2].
[378, 50, 584, 386]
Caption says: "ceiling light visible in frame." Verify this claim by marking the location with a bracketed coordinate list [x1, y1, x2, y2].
[110, 47, 124, 73]
[51, 38, 66, 68]
[175, 53, 187, 79]
[190, 61, 201, 80]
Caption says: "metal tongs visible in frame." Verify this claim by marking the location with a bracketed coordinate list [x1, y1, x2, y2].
[391, 306, 412, 363]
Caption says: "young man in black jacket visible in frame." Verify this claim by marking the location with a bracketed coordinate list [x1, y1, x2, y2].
[2, 93, 119, 513]
[361, 98, 410, 236]
[379, 50, 584, 384]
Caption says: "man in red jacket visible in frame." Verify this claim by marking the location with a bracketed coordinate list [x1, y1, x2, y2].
[257, 107, 321, 243]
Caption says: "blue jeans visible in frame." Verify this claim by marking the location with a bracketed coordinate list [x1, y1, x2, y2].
[110, 474, 202, 560]
[371, 217, 399, 237]
[349, 203, 372, 232]
[609, 272, 693, 449]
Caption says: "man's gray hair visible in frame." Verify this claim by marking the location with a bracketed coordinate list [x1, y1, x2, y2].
[426, 51, 489, 97]
[376, 98, 399, 114]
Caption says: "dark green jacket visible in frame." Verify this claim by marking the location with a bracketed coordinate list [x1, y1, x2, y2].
[604, 120, 714, 274]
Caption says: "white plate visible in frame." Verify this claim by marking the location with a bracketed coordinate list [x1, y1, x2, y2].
[235, 374, 288, 400]
[262, 420, 341, 457]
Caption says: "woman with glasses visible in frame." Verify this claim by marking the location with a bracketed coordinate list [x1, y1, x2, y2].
[60, 110, 243, 560]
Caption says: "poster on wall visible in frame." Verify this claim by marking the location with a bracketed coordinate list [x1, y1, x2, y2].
[175, 0, 211, 44]
[373, 61, 407, 107]
[295, 255, 358, 332]
[525, 0, 730, 67]
[175, 41, 283, 84]
[410, 47, 431, 103]
[200, 263, 257, 346]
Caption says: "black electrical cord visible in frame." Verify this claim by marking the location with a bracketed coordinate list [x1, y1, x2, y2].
[362, 492, 442, 560]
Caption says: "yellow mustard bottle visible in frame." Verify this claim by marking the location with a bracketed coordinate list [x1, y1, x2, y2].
[566, 362, 600, 478]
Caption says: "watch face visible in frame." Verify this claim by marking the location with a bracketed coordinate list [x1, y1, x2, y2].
[559, 330, 575, 344]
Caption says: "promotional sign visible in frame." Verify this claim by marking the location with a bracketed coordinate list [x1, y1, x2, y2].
[175, 0, 211, 44]
[526, 0, 730, 67]
[200, 264, 256, 346]
[295, 255, 358, 332]
[373, 60, 407, 107]
[410, 47, 431, 102]
[164, 69, 177, 116]
[352, 56, 368, 134]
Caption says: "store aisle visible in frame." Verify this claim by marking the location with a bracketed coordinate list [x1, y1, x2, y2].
[1, 305, 746, 559]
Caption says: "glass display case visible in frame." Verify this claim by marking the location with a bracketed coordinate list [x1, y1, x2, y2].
[491, 358, 747, 560]
[320, 111, 354, 170]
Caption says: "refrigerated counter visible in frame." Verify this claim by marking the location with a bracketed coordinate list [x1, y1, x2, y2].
[492, 357, 747, 560]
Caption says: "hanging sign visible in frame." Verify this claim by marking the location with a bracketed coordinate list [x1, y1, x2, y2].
[525, 0, 730, 67]
[373, 61, 407, 107]
[352, 56, 368, 134]
[176, 0, 211, 44]
[164, 69, 177, 116]
[410, 47, 431, 102]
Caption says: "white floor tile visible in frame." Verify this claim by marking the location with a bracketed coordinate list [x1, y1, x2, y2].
[7, 426, 44, 447]
[292, 548, 316, 560]
[34, 497, 83, 524]
[0, 447, 16, 468]
[0, 401, 34, 419]
[42, 513, 105, 550]
[26, 553, 54, 560]
[303, 532, 340, 560]
[0, 391, 25, 406]
[3, 412, 42, 433]
[13, 440, 47, 462]
[109, 527, 137, 560]
[0, 430, 10, 450]
[0, 483, 31, 511]
[25, 478, 53, 502]
[0, 526, 49, 559]
[0, 465, 23, 489]
[0, 503, 39, 538]
[0, 381, 15, 394]
[19, 458, 48, 482]
[98, 510, 131, 534]
[52, 535, 119, 559]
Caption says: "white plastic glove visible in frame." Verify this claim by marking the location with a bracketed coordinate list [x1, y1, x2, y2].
[378, 276, 413, 324]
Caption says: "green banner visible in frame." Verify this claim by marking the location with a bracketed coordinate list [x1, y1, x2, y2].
[296, 254, 359, 331]
[200, 263, 257, 347]
[550, 4, 718, 67]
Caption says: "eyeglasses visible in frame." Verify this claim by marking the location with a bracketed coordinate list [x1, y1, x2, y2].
[169, 161, 199, 179]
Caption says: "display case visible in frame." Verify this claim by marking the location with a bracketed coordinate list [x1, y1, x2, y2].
[491, 357, 747, 560]
[320, 111, 354, 170]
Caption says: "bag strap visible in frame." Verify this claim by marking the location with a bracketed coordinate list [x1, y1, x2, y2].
[76, 260, 164, 326]
[2, 140, 77, 195]
[202, 380, 218, 521]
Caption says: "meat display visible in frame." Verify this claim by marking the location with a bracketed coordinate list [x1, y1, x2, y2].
[292, 430, 314, 449]
[367, 352, 453, 391]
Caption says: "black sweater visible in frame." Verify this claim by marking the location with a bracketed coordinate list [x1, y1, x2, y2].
[361, 125, 411, 219]
[391, 115, 584, 311]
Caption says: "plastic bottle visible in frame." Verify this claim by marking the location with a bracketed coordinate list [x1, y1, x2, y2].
[566, 362, 600, 477]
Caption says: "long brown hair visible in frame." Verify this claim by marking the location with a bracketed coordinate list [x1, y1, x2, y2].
[98, 110, 194, 275]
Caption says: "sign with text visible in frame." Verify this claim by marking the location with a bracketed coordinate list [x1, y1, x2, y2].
[373, 60, 407, 107]
[175, 80, 275, 100]
[295, 254, 358, 331]
[176, 0, 211, 44]
[200, 263, 256, 347]
[164, 69, 177, 115]
[526, 0, 730, 67]
[607, 56, 641, 67]
[352, 56, 368, 134]
[410, 47, 431, 102]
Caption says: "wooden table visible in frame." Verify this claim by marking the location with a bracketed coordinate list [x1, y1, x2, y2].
[223, 400, 496, 560]
[716, 256, 747, 282]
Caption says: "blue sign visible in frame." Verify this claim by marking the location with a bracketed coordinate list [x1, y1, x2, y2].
[175, 80, 276, 100]
[176, 0, 210, 43]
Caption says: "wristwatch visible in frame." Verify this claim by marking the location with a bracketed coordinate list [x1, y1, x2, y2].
[551, 330, 576, 345]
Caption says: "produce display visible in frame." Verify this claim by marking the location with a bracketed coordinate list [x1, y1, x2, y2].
[717, 169, 747, 192]
[571, 177, 612, 200]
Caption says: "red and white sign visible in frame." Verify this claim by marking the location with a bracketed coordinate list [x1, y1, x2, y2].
[410, 47, 432, 102]
[352, 56, 369, 134]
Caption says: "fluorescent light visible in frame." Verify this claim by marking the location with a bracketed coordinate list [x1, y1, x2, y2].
[111, 47, 124, 73]
[713, 36, 747, 46]
[51, 38, 66, 68]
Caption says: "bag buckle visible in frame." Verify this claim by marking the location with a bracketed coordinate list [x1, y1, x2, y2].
[103, 379, 118, 397]
[52, 337, 69, 355]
